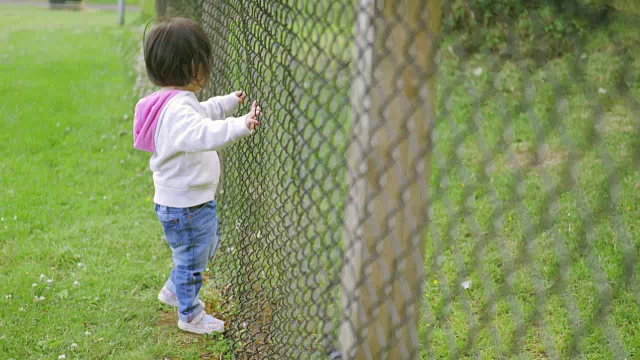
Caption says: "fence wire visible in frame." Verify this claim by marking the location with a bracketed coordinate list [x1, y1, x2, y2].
[154, 0, 640, 358]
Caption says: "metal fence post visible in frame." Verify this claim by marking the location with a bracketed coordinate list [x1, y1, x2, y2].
[118, 0, 125, 25]
[341, 0, 440, 358]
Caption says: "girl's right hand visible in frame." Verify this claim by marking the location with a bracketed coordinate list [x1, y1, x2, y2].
[245, 100, 261, 131]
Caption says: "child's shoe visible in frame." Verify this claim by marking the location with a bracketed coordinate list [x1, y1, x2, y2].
[178, 311, 225, 334]
[158, 285, 205, 308]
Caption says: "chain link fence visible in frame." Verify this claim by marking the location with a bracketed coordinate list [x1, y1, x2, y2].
[154, 0, 640, 358]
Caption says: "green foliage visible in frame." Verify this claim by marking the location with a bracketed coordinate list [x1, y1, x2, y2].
[138, 0, 155, 20]
[443, 0, 612, 61]
[444, 0, 528, 28]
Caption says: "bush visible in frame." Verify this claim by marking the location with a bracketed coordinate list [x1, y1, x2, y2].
[443, 0, 613, 61]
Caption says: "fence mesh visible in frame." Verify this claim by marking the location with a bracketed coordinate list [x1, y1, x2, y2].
[154, 0, 640, 358]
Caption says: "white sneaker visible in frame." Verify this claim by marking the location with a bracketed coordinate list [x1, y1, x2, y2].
[157, 285, 205, 308]
[178, 311, 225, 335]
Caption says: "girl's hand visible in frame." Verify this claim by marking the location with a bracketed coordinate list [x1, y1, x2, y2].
[245, 100, 261, 131]
[235, 90, 247, 104]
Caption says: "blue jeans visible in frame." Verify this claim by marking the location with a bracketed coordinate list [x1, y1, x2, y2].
[155, 200, 219, 322]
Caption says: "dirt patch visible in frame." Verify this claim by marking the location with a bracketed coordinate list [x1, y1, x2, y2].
[156, 311, 218, 359]
[222, 285, 275, 360]
[157, 310, 179, 329]
[597, 105, 637, 134]
[507, 142, 567, 170]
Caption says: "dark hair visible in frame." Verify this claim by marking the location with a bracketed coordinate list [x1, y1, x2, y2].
[143, 18, 212, 87]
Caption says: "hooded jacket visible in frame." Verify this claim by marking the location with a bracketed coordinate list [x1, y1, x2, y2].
[133, 90, 250, 207]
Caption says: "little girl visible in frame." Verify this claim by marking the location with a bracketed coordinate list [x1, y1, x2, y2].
[133, 17, 260, 335]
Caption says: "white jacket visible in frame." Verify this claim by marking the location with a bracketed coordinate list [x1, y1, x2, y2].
[134, 90, 250, 207]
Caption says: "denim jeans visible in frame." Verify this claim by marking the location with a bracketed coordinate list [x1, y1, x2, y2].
[155, 200, 219, 322]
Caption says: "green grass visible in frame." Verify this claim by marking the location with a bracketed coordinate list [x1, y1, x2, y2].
[3, 2, 640, 359]
[0, 5, 124, 28]
[193, 4, 640, 358]
[7, 0, 140, 7]
[83, 0, 139, 6]
[0, 5, 228, 359]
[420, 16, 640, 359]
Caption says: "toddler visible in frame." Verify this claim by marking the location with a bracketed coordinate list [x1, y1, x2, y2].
[133, 17, 260, 334]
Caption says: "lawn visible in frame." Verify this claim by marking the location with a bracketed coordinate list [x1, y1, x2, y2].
[11, 0, 142, 7]
[2, 2, 640, 359]
[420, 16, 640, 358]
[0, 5, 229, 359]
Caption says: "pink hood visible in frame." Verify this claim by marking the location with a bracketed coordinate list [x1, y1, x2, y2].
[133, 90, 182, 153]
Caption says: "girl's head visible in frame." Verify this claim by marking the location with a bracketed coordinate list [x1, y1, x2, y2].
[144, 18, 212, 93]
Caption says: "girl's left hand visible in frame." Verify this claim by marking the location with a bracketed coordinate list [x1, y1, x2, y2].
[235, 90, 247, 104]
